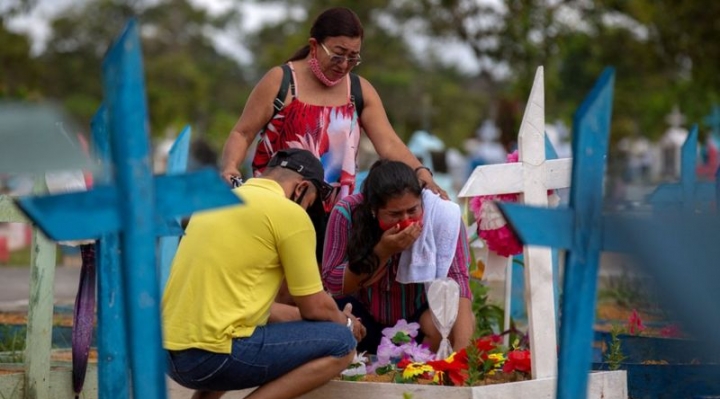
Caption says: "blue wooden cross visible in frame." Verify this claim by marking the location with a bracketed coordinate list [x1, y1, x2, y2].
[15, 20, 240, 399]
[649, 125, 716, 213]
[705, 104, 720, 147]
[497, 67, 616, 399]
[90, 105, 129, 398]
[158, 125, 192, 292]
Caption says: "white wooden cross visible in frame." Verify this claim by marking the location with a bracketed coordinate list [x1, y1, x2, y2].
[458, 66, 572, 379]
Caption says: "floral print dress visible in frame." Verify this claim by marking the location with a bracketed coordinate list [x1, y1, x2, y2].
[251, 62, 362, 210]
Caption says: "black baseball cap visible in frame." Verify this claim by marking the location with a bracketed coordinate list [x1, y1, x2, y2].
[268, 148, 333, 201]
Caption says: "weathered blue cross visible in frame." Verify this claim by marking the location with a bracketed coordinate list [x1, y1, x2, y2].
[89, 105, 130, 398]
[649, 125, 719, 213]
[497, 67, 618, 399]
[158, 124, 193, 292]
[705, 104, 720, 147]
[16, 20, 240, 399]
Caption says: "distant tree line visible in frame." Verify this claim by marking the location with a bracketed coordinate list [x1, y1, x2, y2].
[2, 0, 718, 155]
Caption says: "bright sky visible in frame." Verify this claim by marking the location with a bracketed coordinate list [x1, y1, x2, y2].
[5, 0, 483, 75]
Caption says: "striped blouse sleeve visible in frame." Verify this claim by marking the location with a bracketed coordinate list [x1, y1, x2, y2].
[447, 223, 473, 299]
[321, 198, 354, 297]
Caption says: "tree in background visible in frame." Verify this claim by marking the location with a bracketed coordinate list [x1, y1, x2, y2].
[34, 0, 253, 146]
[9, 0, 717, 155]
[388, 0, 719, 143]
[0, 21, 40, 99]
[245, 0, 491, 147]
[2, 0, 492, 152]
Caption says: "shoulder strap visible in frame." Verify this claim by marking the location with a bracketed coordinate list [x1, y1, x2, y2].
[273, 64, 293, 117]
[349, 73, 363, 117]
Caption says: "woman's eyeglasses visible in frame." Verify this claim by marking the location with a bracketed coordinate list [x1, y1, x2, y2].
[320, 43, 361, 67]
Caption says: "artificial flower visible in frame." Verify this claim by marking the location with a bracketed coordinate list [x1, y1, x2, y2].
[502, 350, 531, 374]
[488, 352, 506, 365]
[375, 336, 404, 368]
[401, 362, 435, 380]
[659, 323, 683, 338]
[341, 351, 369, 379]
[396, 357, 412, 370]
[426, 351, 469, 386]
[627, 309, 645, 335]
[469, 150, 560, 257]
[470, 259, 485, 280]
[362, 320, 532, 387]
[382, 319, 421, 341]
[400, 341, 435, 363]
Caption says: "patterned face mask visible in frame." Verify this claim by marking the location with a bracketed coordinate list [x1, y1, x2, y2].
[308, 56, 343, 87]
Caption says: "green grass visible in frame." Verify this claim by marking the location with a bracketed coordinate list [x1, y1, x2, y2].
[0, 326, 25, 363]
[2, 246, 64, 267]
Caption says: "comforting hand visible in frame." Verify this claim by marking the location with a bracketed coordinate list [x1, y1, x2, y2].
[423, 179, 449, 200]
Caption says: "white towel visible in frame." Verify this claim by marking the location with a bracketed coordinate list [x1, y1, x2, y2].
[396, 190, 462, 284]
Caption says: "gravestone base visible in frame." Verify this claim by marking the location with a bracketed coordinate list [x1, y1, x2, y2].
[0, 363, 98, 399]
[168, 370, 627, 399]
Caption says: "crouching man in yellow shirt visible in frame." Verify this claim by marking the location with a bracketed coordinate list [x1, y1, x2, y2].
[163, 149, 366, 399]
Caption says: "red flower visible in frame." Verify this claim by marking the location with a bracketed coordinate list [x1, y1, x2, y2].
[659, 324, 683, 338]
[427, 352, 469, 386]
[503, 350, 532, 374]
[396, 357, 412, 370]
[475, 336, 497, 353]
[627, 309, 645, 335]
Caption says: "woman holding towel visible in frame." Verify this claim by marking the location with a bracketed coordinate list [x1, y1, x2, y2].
[321, 160, 474, 353]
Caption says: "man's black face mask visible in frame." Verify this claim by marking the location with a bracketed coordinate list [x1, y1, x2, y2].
[290, 183, 309, 207]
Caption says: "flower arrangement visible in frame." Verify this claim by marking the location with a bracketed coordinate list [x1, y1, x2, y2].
[469, 150, 560, 257]
[343, 319, 532, 387]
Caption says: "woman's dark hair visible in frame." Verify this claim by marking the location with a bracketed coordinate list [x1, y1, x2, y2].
[287, 7, 364, 62]
[347, 160, 422, 275]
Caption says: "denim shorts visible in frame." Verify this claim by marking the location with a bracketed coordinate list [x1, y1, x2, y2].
[166, 320, 356, 391]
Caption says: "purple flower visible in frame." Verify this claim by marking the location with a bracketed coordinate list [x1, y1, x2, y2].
[382, 319, 420, 342]
[402, 341, 435, 363]
[376, 337, 403, 364]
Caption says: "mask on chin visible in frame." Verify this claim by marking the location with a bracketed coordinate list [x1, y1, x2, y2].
[378, 217, 421, 232]
[308, 57, 343, 87]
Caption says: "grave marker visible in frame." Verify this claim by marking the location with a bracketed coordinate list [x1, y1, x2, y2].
[650, 125, 716, 213]
[497, 67, 616, 399]
[15, 20, 240, 399]
[90, 105, 129, 398]
[158, 125, 192, 292]
[659, 106, 688, 179]
[0, 102, 90, 399]
[459, 66, 572, 379]
[705, 104, 720, 146]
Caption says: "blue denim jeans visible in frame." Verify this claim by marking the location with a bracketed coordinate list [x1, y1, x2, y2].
[166, 320, 356, 391]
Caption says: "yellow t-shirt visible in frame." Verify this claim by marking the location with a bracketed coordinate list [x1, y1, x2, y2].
[162, 178, 323, 354]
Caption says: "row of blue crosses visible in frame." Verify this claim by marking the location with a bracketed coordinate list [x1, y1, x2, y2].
[499, 65, 720, 399]
[17, 20, 241, 399]
[650, 124, 720, 213]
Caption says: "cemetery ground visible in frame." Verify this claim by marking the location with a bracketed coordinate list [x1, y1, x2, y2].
[0, 246, 663, 398]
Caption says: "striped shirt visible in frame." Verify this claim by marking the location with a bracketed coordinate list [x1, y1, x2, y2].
[322, 193, 472, 326]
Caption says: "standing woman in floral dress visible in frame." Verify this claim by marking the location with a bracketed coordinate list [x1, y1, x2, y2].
[219, 7, 448, 259]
